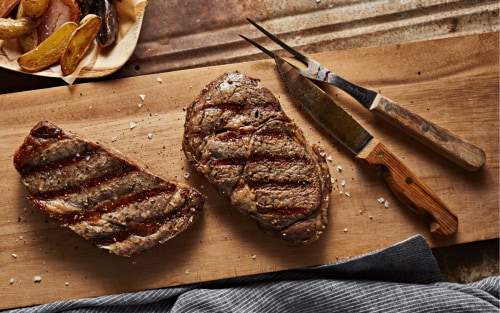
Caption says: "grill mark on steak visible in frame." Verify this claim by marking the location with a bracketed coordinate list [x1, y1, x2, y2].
[183, 71, 332, 244]
[14, 121, 206, 257]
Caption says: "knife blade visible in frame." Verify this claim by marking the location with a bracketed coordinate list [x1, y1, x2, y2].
[275, 55, 458, 237]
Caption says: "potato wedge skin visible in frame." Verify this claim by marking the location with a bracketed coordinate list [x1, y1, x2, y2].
[0, 17, 40, 39]
[21, 0, 51, 19]
[60, 14, 101, 76]
[18, 22, 78, 72]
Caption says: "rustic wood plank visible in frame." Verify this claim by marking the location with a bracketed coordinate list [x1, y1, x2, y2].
[0, 32, 498, 310]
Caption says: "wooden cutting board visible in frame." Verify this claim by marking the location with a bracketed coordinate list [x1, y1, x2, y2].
[0, 32, 498, 310]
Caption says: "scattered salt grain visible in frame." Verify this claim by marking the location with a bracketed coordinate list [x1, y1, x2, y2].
[184, 269, 190, 275]
[377, 197, 385, 204]
[9, 278, 15, 285]
[34, 276, 42, 283]
[345, 191, 350, 197]
[139, 94, 146, 101]
[85, 155, 90, 161]
[184, 172, 190, 179]
[251, 254, 257, 260]
[341, 180, 346, 187]
[343, 228, 348, 232]
[147, 133, 153, 140]
[384, 201, 390, 208]
[129, 122, 137, 129]
[326, 155, 333, 162]
[336, 165, 342, 172]
[65, 282, 69, 287]
[111, 137, 117, 142]
[156, 77, 162, 84]
[11, 253, 17, 259]
[138, 103, 143, 108]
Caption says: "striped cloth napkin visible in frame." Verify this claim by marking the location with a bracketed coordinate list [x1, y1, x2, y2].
[5, 235, 499, 313]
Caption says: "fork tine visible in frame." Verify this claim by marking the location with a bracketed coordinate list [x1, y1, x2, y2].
[246, 18, 309, 65]
[239, 35, 276, 59]
[240, 34, 301, 73]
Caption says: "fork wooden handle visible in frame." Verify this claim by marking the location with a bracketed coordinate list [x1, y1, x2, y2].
[357, 139, 459, 237]
[370, 94, 486, 171]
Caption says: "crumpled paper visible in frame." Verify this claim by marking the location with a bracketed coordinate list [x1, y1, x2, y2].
[0, 0, 147, 84]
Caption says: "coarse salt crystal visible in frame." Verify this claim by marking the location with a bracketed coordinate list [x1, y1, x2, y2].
[111, 137, 117, 142]
[11, 253, 17, 259]
[345, 191, 350, 197]
[85, 155, 90, 161]
[129, 122, 137, 129]
[251, 254, 257, 260]
[343, 228, 348, 232]
[326, 155, 333, 162]
[336, 165, 342, 172]
[139, 94, 146, 101]
[341, 180, 346, 187]
[34, 276, 42, 283]
[377, 197, 385, 204]
[384, 201, 389, 208]
[147, 133, 153, 140]
[184, 172, 190, 179]
[138, 103, 143, 108]
[9, 278, 15, 285]
[156, 77, 162, 83]
[65, 282, 69, 286]
[184, 269, 190, 275]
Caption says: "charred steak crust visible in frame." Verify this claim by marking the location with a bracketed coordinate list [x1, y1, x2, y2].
[183, 71, 332, 244]
[13, 121, 206, 257]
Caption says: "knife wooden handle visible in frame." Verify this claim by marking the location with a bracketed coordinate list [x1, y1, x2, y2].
[356, 138, 458, 237]
[370, 94, 486, 172]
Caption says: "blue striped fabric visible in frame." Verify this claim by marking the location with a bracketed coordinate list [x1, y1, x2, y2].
[4, 235, 499, 313]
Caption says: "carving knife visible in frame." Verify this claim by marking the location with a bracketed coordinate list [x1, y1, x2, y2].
[275, 55, 458, 237]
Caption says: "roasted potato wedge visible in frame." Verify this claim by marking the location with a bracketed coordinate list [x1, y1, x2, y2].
[18, 22, 78, 72]
[0, 0, 21, 18]
[0, 17, 40, 39]
[20, 0, 51, 19]
[61, 14, 101, 76]
[16, 0, 39, 52]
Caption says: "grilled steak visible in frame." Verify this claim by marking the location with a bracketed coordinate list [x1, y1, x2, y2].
[183, 71, 331, 244]
[13, 121, 205, 257]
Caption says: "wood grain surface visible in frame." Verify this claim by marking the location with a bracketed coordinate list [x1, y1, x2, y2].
[0, 32, 498, 310]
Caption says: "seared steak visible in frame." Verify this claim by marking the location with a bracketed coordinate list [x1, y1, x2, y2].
[13, 121, 205, 257]
[183, 71, 331, 244]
